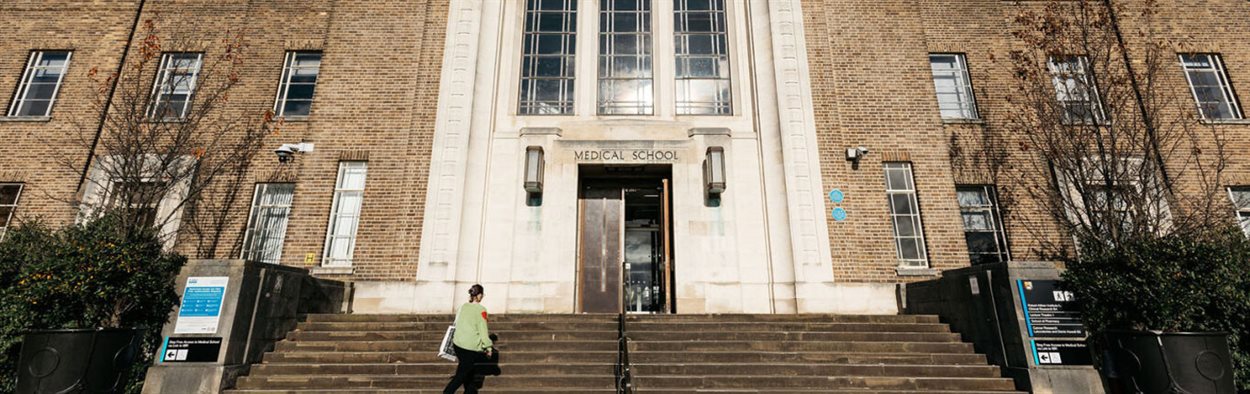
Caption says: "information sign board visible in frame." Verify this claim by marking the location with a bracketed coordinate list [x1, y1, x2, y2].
[173, 277, 229, 334]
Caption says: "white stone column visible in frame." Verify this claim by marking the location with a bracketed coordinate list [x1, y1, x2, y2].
[765, 0, 839, 313]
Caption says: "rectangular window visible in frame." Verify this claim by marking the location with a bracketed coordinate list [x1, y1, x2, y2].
[884, 163, 928, 268]
[518, 0, 578, 115]
[148, 53, 203, 120]
[0, 183, 23, 240]
[241, 183, 295, 264]
[598, 0, 653, 115]
[674, 0, 732, 115]
[323, 162, 367, 267]
[929, 54, 978, 120]
[957, 185, 1009, 264]
[1180, 54, 1243, 120]
[274, 51, 322, 118]
[110, 180, 165, 228]
[1049, 55, 1105, 124]
[1229, 187, 1250, 238]
[7, 51, 72, 118]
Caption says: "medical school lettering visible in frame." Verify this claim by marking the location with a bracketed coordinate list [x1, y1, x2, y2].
[574, 149, 681, 162]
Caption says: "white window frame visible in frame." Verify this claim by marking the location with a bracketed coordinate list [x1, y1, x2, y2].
[956, 185, 1010, 264]
[597, 0, 655, 115]
[241, 183, 296, 264]
[884, 162, 929, 268]
[1180, 53, 1243, 121]
[513, 0, 742, 118]
[673, 0, 734, 115]
[273, 51, 322, 118]
[323, 161, 367, 267]
[147, 52, 203, 120]
[518, 0, 580, 115]
[1228, 187, 1250, 238]
[1048, 55, 1106, 124]
[929, 53, 979, 120]
[7, 51, 72, 118]
[0, 183, 24, 241]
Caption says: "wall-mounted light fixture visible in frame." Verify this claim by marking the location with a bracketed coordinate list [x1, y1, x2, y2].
[704, 147, 726, 195]
[524, 146, 544, 193]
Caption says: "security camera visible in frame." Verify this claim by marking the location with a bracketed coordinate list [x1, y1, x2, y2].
[846, 146, 870, 161]
[275, 145, 296, 163]
[274, 142, 314, 163]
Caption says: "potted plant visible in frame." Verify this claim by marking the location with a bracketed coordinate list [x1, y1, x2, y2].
[1063, 228, 1249, 392]
[0, 216, 184, 393]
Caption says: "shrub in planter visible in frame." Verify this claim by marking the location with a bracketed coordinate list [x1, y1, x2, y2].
[1062, 226, 1250, 391]
[0, 216, 185, 393]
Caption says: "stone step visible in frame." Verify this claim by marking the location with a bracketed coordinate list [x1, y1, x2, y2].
[249, 362, 615, 376]
[630, 363, 1001, 378]
[226, 391, 1015, 394]
[629, 351, 987, 365]
[627, 330, 961, 342]
[626, 314, 941, 324]
[261, 350, 985, 365]
[234, 374, 617, 390]
[276, 339, 619, 352]
[296, 321, 619, 332]
[263, 350, 619, 364]
[631, 375, 1018, 391]
[625, 321, 953, 333]
[303, 313, 617, 323]
[628, 340, 975, 354]
[226, 390, 617, 394]
[287, 329, 617, 342]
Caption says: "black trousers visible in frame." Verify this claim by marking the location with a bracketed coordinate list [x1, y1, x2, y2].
[443, 345, 486, 394]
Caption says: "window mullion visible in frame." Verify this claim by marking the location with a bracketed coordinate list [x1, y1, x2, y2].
[9, 52, 40, 116]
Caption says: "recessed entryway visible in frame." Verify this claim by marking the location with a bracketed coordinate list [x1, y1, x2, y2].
[576, 165, 674, 314]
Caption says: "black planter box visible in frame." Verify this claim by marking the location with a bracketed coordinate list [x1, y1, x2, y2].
[1104, 330, 1235, 394]
[16, 328, 141, 394]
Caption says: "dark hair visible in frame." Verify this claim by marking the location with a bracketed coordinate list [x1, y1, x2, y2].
[468, 284, 484, 297]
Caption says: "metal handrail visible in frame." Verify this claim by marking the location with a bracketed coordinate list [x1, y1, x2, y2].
[615, 313, 634, 393]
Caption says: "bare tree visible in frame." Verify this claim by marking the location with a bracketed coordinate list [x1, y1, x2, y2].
[987, 0, 1230, 256]
[62, 18, 277, 258]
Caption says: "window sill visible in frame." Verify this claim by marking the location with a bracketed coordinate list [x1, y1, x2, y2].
[941, 118, 984, 125]
[146, 118, 189, 124]
[896, 267, 940, 276]
[310, 266, 354, 275]
[1199, 119, 1250, 125]
[0, 116, 52, 123]
[279, 116, 311, 123]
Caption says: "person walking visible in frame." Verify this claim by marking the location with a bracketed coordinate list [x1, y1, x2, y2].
[443, 284, 493, 394]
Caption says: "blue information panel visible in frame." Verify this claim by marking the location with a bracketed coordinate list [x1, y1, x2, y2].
[173, 277, 229, 334]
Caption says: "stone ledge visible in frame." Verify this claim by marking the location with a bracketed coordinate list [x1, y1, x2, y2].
[0, 116, 51, 122]
[896, 267, 940, 276]
[310, 266, 355, 275]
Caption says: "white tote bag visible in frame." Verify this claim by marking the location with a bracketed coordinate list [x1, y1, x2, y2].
[437, 324, 457, 362]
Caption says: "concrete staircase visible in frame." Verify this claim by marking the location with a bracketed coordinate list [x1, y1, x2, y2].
[227, 313, 619, 393]
[226, 313, 1020, 393]
[626, 314, 1021, 393]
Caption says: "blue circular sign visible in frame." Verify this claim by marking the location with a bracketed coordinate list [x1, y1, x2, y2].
[828, 189, 845, 204]
[831, 207, 847, 221]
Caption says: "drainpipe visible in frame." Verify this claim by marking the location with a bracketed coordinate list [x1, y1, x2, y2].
[1100, 0, 1173, 193]
[75, 0, 148, 197]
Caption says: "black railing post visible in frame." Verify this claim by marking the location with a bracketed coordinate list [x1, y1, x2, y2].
[615, 313, 633, 393]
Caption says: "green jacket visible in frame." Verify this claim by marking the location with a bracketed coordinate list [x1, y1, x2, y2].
[452, 302, 493, 352]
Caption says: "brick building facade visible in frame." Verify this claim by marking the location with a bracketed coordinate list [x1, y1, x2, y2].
[2, 0, 1247, 315]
